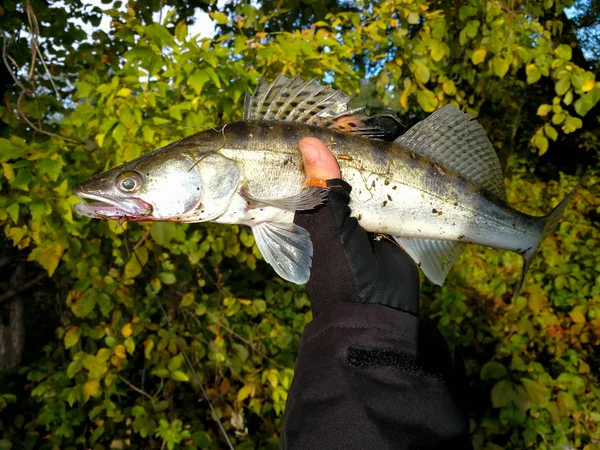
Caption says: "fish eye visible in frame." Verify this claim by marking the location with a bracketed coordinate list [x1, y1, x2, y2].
[117, 172, 142, 192]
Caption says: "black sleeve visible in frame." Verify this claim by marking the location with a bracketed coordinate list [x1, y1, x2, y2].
[280, 303, 472, 449]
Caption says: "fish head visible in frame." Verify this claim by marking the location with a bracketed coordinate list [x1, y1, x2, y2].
[73, 147, 204, 221]
[73, 130, 242, 223]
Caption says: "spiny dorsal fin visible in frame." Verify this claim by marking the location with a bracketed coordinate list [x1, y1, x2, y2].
[244, 75, 402, 140]
[395, 105, 507, 200]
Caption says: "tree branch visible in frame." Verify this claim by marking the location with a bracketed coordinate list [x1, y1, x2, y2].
[0, 273, 47, 306]
[118, 375, 157, 410]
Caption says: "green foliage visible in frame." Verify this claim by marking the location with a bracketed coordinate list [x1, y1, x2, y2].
[0, 0, 599, 449]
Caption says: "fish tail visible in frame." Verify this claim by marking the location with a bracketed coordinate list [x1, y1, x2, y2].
[513, 185, 578, 299]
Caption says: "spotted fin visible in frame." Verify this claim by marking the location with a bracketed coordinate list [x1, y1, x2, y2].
[395, 104, 507, 199]
[241, 186, 328, 211]
[252, 221, 312, 284]
[393, 237, 466, 286]
[244, 74, 402, 140]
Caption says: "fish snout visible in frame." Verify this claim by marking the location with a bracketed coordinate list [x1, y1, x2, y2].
[72, 184, 85, 198]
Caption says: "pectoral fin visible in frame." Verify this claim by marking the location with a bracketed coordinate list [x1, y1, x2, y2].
[252, 222, 312, 284]
[241, 186, 327, 211]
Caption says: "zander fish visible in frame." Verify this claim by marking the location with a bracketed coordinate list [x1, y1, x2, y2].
[73, 74, 576, 297]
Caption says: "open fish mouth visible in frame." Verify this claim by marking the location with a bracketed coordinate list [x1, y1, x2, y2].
[73, 187, 153, 220]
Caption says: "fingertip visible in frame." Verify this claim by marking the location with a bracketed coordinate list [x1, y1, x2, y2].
[298, 137, 341, 180]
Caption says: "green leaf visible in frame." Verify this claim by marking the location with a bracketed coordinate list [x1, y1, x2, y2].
[112, 123, 126, 145]
[67, 360, 82, 378]
[124, 338, 135, 355]
[159, 272, 176, 285]
[124, 247, 148, 279]
[407, 12, 420, 24]
[532, 132, 549, 155]
[0, 138, 25, 162]
[145, 23, 174, 48]
[413, 64, 430, 84]
[72, 290, 97, 318]
[416, 89, 438, 112]
[563, 115, 582, 133]
[544, 124, 558, 141]
[481, 361, 507, 380]
[210, 11, 228, 25]
[180, 292, 194, 307]
[555, 44, 572, 61]
[574, 87, 600, 116]
[28, 241, 65, 276]
[187, 71, 209, 95]
[64, 327, 81, 349]
[170, 371, 189, 382]
[174, 20, 187, 41]
[526, 64, 542, 84]
[491, 379, 515, 408]
[7, 203, 19, 223]
[522, 379, 549, 407]
[168, 354, 184, 371]
[557, 391, 576, 411]
[38, 157, 64, 181]
[555, 77, 570, 96]
[492, 57, 509, 78]
[429, 40, 445, 62]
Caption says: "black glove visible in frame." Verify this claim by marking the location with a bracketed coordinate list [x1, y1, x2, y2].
[294, 179, 420, 318]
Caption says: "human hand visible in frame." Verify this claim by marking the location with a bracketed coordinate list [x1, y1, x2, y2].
[295, 137, 420, 318]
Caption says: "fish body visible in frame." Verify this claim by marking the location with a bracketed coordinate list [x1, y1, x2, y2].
[73, 75, 575, 296]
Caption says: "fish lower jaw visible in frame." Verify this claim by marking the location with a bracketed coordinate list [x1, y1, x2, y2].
[73, 193, 153, 220]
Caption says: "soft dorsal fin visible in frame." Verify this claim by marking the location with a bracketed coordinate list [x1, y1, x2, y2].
[395, 105, 507, 199]
[244, 74, 403, 140]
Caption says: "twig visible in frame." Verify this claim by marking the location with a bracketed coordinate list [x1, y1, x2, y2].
[26, 0, 60, 98]
[133, 228, 151, 251]
[118, 375, 157, 410]
[0, 273, 47, 305]
[2, 35, 24, 88]
[17, 91, 77, 142]
[183, 309, 287, 370]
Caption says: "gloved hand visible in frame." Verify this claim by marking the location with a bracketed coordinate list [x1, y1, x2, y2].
[294, 137, 420, 318]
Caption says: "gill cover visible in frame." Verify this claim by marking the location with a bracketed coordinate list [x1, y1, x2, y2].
[193, 153, 242, 221]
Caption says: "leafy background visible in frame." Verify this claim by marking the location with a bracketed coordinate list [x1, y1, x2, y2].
[0, 0, 599, 449]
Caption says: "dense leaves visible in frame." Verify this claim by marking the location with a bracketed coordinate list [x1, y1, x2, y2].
[0, 0, 599, 449]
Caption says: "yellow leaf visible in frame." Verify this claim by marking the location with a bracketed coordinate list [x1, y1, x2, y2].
[116, 88, 131, 97]
[237, 384, 253, 402]
[442, 81, 456, 96]
[83, 379, 100, 400]
[582, 79, 595, 92]
[537, 104, 551, 116]
[114, 345, 127, 359]
[472, 48, 487, 65]
[121, 323, 133, 338]
[569, 311, 586, 323]
[144, 339, 154, 360]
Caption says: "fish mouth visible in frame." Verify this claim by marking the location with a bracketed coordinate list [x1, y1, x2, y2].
[73, 187, 153, 220]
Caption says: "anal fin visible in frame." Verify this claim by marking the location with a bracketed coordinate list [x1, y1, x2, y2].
[252, 222, 313, 284]
[393, 237, 466, 286]
[241, 186, 327, 211]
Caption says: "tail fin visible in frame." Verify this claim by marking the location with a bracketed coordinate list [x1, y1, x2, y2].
[513, 186, 578, 299]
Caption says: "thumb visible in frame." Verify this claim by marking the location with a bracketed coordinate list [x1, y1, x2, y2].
[298, 137, 341, 181]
